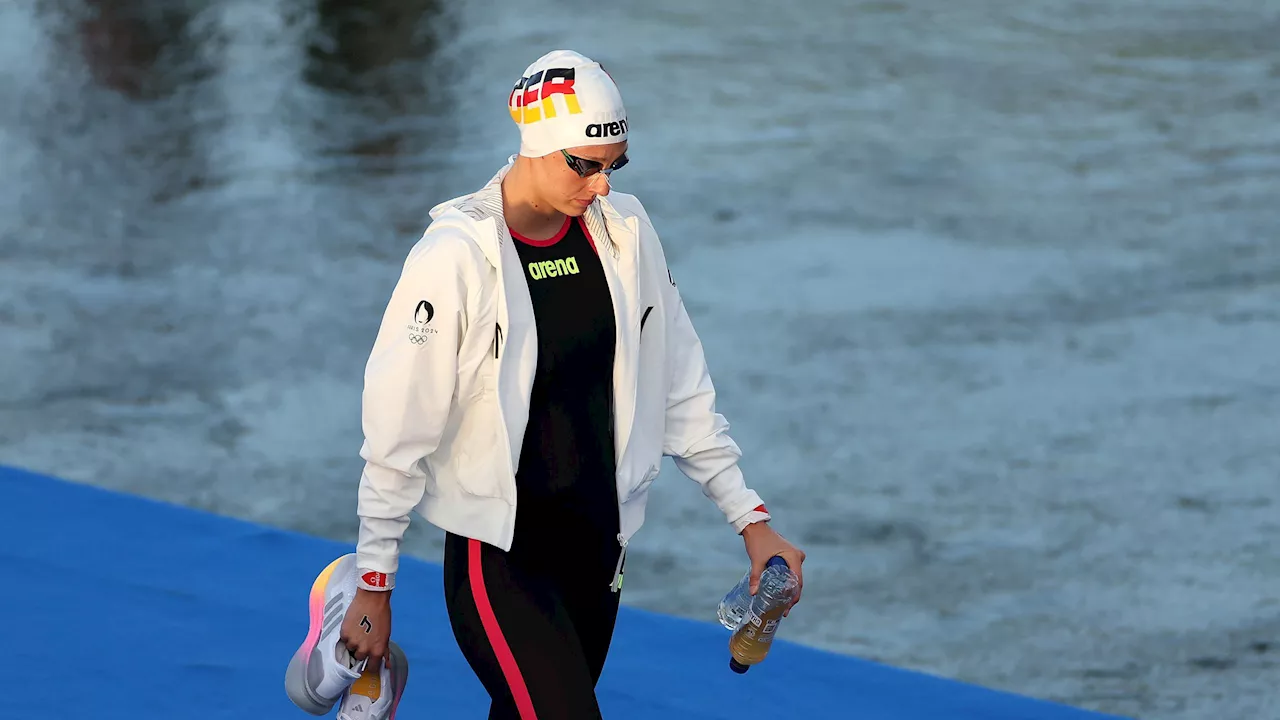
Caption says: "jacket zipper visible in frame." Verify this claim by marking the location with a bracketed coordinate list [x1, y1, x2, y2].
[614, 307, 653, 590]
[610, 533, 628, 592]
[595, 217, 639, 594]
[491, 229, 517, 521]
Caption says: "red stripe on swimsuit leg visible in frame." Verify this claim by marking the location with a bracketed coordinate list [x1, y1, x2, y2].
[468, 538, 539, 720]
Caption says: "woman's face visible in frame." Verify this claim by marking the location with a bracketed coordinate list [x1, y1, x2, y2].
[533, 141, 629, 216]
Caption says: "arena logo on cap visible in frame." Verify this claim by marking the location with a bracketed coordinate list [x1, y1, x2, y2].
[509, 67, 581, 124]
[586, 118, 627, 138]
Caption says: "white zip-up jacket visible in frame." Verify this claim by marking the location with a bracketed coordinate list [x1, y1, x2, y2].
[354, 160, 770, 587]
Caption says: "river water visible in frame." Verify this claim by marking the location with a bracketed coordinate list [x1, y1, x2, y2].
[2, 1, 1278, 717]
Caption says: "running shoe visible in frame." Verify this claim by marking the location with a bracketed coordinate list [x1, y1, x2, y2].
[336, 640, 409, 720]
[285, 553, 366, 715]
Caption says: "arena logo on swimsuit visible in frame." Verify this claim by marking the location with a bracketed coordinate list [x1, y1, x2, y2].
[509, 67, 580, 124]
[527, 257, 580, 280]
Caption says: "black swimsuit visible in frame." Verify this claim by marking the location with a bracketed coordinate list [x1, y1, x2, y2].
[443, 214, 622, 720]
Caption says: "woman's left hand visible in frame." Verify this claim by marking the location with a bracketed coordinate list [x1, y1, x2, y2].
[741, 521, 806, 616]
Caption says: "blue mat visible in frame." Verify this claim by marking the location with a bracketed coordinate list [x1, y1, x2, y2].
[0, 465, 1123, 719]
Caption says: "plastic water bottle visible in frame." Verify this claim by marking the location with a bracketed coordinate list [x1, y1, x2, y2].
[717, 556, 798, 673]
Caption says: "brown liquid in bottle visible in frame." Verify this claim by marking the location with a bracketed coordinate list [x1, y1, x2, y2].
[728, 602, 786, 673]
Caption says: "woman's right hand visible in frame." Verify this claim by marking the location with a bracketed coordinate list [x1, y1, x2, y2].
[340, 589, 393, 669]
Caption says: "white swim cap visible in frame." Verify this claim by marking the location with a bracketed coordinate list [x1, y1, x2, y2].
[509, 50, 628, 158]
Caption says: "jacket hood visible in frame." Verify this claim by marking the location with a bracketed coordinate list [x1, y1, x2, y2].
[428, 156, 515, 221]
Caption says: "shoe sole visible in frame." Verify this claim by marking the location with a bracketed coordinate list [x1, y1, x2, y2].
[384, 640, 410, 720]
[285, 553, 355, 715]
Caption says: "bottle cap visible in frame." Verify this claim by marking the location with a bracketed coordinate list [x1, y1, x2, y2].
[729, 658, 750, 674]
[766, 555, 789, 570]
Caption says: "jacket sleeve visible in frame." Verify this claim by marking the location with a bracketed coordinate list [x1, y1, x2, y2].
[355, 229, 471, 576]
[660, 268, 772, 533]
